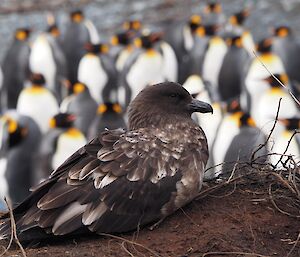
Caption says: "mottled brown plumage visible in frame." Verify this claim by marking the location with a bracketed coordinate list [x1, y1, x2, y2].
[0, 82, 212, 242]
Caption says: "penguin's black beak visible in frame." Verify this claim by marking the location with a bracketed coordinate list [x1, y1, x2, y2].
[188, 99, 213, 114]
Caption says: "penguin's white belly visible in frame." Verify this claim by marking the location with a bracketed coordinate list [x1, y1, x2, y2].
[213, 116, 240, 166]
[52, 133, 87, 170]
[127, 52, 164, 101]
[0, 158, 8, 199]
[183, 75, 208, 100]
[256, 92, 298, 138]
[245, 55, 285, 115]
[116, 49, 132, 72]
[242, 31, 255, 55]
[78, 56, 108, 103]
[17, 90, 59, 133]
[161, 42, 178, 82]
[29, 36, 56, 91]
[196, 105, 222, 149]
[270, 132, 300, 168]
[202, 40, 227, 89]
[245, 79, 270, 117]
[60, 95, 75, 113]
[183, 26, 194, 51]
[84, 20, 100, 44]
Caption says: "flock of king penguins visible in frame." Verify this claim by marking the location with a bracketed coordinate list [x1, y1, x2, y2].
[0, 1, 299, 210]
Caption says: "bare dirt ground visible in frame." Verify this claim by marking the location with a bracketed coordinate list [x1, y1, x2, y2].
[1, 170, 299, 257]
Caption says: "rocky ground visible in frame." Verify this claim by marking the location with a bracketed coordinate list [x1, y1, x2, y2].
[1, 169, 299, 257]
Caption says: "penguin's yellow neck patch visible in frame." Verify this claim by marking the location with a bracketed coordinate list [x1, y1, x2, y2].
[228, 111, 243, 125]
[282, 130, 293, 139]
[145, 49, 158, 57]
[260, 53, 276, 63]
[126, 45, 133, 52]
[270, 87, 283, 95]
[211, 36, 224, 45]
[65, 128, 83, 138]
[86, 53, 97, 58]
[26, 86, 47, 94]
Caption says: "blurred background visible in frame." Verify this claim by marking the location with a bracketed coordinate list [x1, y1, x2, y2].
[1, 0, 300, 60]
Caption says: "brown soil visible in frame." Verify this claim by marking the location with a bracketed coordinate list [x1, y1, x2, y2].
[1, 179, 299, 257]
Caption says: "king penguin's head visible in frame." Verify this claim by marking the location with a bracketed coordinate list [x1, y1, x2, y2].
[111, 31, 132, 46]
[279, 118, 300, 131]
[47, 24, 60, 37]
[263, 73, 289, 88]
[122, 19, 142, 32]
[1, 116, 28, 149]
[49, 113, 76, 129]
[229, 9, 250, 26]
[14, 28, 31, 41]
[256, 38, 273, 53]
[238, 113, 256, 128]
[127, 82, 213, 130]
[70, 10, 84, 23]
[97, 102, 123, 115]
[273, 26, 291, 38]
[204, 1, 222, 14]
[84, 42, 109, 55]
[30, 73, 46, 87]
[188, 15, 202, 33]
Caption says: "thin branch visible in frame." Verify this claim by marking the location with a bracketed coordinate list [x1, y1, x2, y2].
[275, 130, 300, 168]
[202, 251, 270, 257]
[252, 51, 300, 107]
[98, 233, 161, 257]
[286, 231, 300, 257]
[0, 198, 26, 257]
[251, 98, 282, 163]
[268, 184, 300, 218]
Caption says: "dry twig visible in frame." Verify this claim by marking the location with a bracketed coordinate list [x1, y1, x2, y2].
[0, 198, 26, 257]
[251, 98, 282, 164]
[202, 250, 270, 257]
[253, 51, 300, 107]
[98, 233, 161, 257]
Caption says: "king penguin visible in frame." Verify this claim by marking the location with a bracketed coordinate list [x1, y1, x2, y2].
[164, 14, 202, 84]
[255, 74, 298, 139]
[272, 26, 300, 96]
[243, 38, 286, 114]
[16, 73, 59, 134]
[60, 81, 97, 136]
[270, 117, 300, 169]
[77, 43, 118, 104]
[212, 99, 244, 175]
[120, 33, 165, 107]
[35, 112, 86, 182]
[61, 10, 100, 83]
[182, 25, 212, 83]
[200, 24, 228, 91]
[2, 28, 31, 109]
[110, 31, 134, 73]
[226, 8, 255, 55]
[153, 31, 178, 82]
[88, 102, 126, 139]
[218, 35, 249, 102]
[29, 23, 68, 103]
[222, 113, 268, 174]
[203, 1, 226, 26]
[50, 113, 87, 171]
[0, 111, 41, 206]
